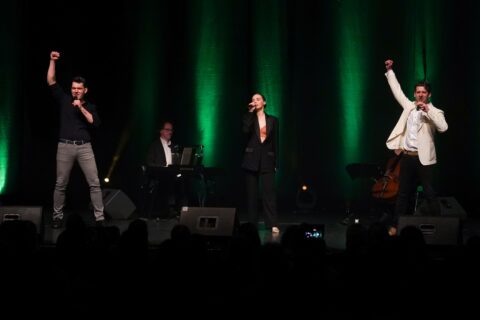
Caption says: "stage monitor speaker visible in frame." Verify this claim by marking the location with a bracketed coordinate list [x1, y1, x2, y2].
[0, 206, 43, 234]
[415, 196, 467, 220]
[179, 207, 236, 237]
[103, 189, 136, 220]
[398, 216, 461, 246]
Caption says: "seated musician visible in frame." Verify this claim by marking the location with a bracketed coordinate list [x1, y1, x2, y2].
[144, 121, 185, 219]
[146, 121, 175, 167]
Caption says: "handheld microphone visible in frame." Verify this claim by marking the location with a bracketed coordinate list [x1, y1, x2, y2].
[72, 96, 79, 109]
[72, 96, 85, 111]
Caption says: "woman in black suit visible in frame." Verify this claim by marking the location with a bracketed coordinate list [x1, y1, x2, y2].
[241, 93, 279, 233]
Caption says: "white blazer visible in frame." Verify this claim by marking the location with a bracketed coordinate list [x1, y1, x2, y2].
[385, 70, 448, 165]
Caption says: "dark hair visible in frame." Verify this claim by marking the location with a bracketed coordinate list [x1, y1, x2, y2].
[72, 76, 88, 88]
[159, 120, 173, 131]
[414, 80, 431, 93]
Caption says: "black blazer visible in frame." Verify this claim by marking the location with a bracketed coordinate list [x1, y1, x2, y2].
[241, 112, 278, 173]
[146, 140, 169, 167]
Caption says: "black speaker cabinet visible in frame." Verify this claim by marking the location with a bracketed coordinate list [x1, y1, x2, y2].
[415, 196, 467, 220]
[398, 215, 461, 245]
[0, 206, 43, 234]
[179, 207, 236, 236]
[103, 189, 136, 220]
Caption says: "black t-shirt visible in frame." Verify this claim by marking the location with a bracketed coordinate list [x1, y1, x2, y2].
[50, 83, 101, 141]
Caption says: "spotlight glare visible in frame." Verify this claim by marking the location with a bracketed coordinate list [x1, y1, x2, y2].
[104, 177, 110, 183]
[296, 184, 317, 211]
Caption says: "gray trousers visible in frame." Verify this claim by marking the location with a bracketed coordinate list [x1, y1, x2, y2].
[53, 142, 104, 221]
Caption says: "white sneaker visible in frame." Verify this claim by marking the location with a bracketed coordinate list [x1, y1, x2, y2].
[272, 227, 280, 233]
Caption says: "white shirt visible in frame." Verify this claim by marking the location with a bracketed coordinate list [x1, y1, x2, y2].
[160, 137, 172, 166]
[403, 108, 422, 151]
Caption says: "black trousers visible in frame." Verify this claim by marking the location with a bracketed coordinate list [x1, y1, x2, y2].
[392, 154, 440, 226]
[245, 170, 278, 228]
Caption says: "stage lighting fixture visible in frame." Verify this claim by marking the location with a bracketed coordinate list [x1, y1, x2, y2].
[296, 184, 317, 210]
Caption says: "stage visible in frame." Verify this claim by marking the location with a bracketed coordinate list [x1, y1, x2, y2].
[36, 205, 478, 251]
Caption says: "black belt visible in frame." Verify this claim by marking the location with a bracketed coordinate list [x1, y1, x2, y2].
[403, 150, 418, 156]
[59, 139, 90, 145]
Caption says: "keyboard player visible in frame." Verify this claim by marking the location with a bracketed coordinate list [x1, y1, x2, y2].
[144, 121, 184, 219]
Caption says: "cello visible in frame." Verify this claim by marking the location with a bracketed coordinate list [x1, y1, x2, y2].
[371, 154, 402, 201]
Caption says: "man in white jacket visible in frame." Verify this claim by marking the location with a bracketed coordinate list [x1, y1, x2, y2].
[384, 59, 448, 236]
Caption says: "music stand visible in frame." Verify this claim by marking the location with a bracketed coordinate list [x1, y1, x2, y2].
[180, 147, 196, 166]
[342, 163, 383, 225]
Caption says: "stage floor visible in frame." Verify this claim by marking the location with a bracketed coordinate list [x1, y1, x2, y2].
[40, 207, 479, 250]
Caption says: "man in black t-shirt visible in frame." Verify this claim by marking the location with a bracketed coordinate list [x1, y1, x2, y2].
[47, 51, 105, 228]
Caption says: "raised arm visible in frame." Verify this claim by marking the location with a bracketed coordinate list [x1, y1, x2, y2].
[47, 51, 60, 86]
[384, 59, 412, 109]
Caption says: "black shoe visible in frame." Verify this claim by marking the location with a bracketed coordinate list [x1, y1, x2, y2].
[52, 218, 64, 229]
